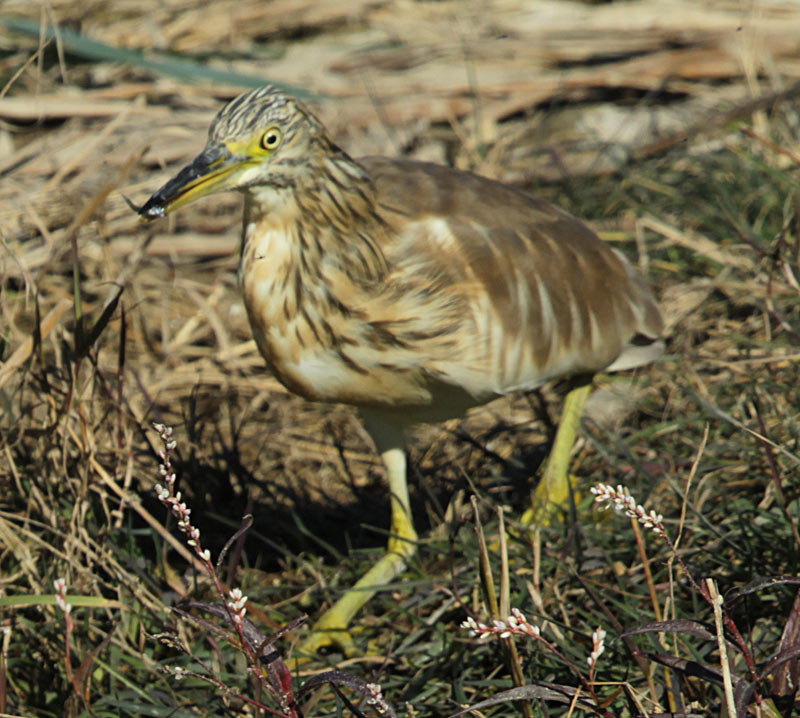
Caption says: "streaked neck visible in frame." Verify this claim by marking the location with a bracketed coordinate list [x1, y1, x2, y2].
[241, 152, 388, 286]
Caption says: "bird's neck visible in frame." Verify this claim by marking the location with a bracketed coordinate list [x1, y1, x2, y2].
[238, 153, 390, 396]
[240, 152, 387, 288]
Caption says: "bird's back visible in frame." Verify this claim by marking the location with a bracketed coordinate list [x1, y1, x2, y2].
[354, 157, 663, 404]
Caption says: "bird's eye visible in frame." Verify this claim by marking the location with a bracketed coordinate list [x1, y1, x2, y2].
[259, 128, 282, 151]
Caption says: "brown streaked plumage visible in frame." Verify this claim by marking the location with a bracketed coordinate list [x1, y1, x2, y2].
[137, 85, 664, 655]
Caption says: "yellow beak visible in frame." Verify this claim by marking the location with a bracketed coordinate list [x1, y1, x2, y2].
[135, 144, 251, 220]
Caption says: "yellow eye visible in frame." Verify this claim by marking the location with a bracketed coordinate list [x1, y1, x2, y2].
[259, 128, 282, 151]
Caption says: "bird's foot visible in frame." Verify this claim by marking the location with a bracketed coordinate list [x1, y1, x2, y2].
[293, 541, 415, 661]
[294, 627, 357, 662]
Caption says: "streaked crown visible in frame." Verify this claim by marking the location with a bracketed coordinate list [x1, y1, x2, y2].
[209, 86, 326, 147]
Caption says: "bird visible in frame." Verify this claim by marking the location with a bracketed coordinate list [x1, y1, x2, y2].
[133, 85, 664, 656]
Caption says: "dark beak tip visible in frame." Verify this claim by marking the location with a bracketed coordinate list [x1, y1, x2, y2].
[122, 193, 143, 214]
[122, 192, 167, 221]
[125, 147, 223, 221]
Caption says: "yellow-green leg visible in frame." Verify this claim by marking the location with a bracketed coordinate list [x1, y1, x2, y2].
[522, 378, 593, 526]
[296, 445, 418, 657]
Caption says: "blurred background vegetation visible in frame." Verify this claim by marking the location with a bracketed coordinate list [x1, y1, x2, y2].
[1, 1, 799, 716]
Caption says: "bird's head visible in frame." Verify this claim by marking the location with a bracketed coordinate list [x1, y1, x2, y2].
[133, 86, 332, 219]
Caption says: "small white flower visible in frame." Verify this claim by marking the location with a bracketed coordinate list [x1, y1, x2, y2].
[365, 682, 384, 705]
[587, 626, 607, 668]
[460, 617, 481, 636]
[228, 588, 248, 611]
[591, 483, 667, 538]
[53, 578, 71, 614]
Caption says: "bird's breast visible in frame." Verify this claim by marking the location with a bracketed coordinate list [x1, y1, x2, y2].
[239, 219, 434, 406]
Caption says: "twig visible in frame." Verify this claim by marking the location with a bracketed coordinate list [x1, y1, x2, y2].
[706, 579, 737, 718]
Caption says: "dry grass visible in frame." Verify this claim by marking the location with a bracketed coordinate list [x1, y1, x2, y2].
[1, 1, 800, 716]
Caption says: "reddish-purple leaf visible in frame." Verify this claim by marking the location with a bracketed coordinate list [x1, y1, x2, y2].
[644, 652, 726, 685]
[623, 619, 739, 653]
[74, 624, 117, 701]
[298, 670, 398, 718]
[623, 619, 716, 641]
[447, 683, 598, 716]
[727, 577, 800, 604]
[769, 588, 800, 714]
[177, 601, 266, 650]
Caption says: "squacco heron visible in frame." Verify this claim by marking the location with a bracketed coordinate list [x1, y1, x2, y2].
[134, 86, 663, 655]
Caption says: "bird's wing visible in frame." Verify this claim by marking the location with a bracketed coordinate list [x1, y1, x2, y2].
[359, 157, 663, 397]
